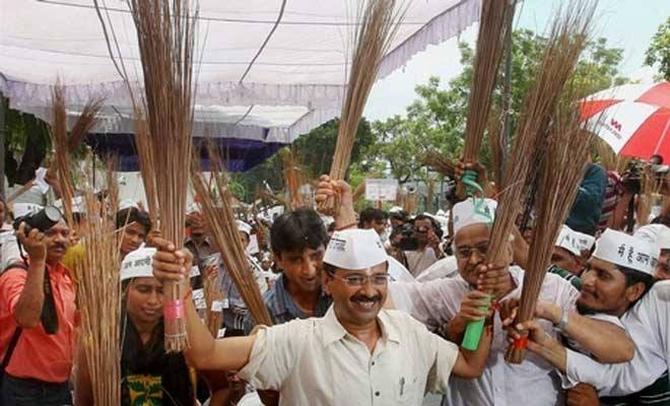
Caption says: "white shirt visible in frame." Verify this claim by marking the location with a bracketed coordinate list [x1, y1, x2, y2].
[390, 266, 580, 406]
[416, 256, 459, 282]
[238, 307, 460, 406]
[404, 247, 438, 276]
[388, 256, 414, 283]
[563, 280, 670, 396]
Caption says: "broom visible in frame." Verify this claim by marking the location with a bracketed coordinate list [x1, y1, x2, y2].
[132, 109, 158, 225]
[50, 84, 75, 226]
[506, 99, 595, 364]
[422, 151, 456, 179]
[592, 137, 630, 173]
[461, 0, 596, 351]
[191, 146, 273, 326]
[318, 0, 405, 215]
[75, 163, 122, 405]
[281, 148, 306, 210]
[68, 98, 104, 154]
[637, 165, 661, 227]
[352, 181, 367, 205]
[460, 0, 517, 196]
[126, 0, 198, 352]
[50, 84, 104, 227]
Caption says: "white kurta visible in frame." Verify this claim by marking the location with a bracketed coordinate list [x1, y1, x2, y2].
[563, 280, 670, 396]
[238, 307, 460, 406]
[390, 266, 580, 406]
[416, 256, 459, 282]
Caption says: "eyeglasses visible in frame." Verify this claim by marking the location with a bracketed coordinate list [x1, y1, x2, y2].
[456, 243, 489, 259]
[332, 273, 392, 287]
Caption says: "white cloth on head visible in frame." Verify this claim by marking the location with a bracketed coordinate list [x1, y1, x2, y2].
[389, 206, 404, 214]
[118, 199, 139, 211]
[120, 247, 156, 281]
[556, 224, 595, 256]
[12, 203, 43, 218]
[593, 228, 659, 275]
[452, 198, 497, 235]
[236, 220, 253, 236]
[390, 265, 580, 406]
[324, 229, 387, 270]
[237, 307, 460, 406]
[54, 196, 86, 215]
[634, 224, 670, 251]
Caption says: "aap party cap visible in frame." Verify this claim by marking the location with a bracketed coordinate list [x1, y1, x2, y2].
[121, 247, 156, 281]
[634, 224, 670, 251]
[324, 228, 387, 270]
[555, 224, 595, 256]
[236, 220, 253, 236]
[452, 198, 497, 235]
[592, 229, 659, 276]
[54, 196, 86, 215]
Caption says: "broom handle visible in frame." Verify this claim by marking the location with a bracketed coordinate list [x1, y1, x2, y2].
[459, 170, 489, 350]
[461, 169, 484, 196]
[461, 294, 490, 350]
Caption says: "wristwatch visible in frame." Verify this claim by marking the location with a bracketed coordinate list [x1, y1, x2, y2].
[555, 308, 569, 332]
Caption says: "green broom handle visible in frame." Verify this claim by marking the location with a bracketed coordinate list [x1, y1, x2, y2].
[459, 168, 489, 350]
[461, 169, 483, 196]
[461, 295, 491, 350]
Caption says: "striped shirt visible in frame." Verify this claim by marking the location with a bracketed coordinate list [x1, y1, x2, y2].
[601, 370, 670, 405]
[598, 171, 623, 233]
[244, 274, 331, 333]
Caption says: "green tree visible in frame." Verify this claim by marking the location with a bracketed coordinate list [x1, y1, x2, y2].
[646, 16, 670, 81]
[370, 29, 627, 183]
[234, 118, 375, 202]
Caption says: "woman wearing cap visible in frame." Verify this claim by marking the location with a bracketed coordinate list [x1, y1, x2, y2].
[75, 247, 222, 405]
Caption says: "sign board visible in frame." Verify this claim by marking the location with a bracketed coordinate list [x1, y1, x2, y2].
[365, 179, 398, 202]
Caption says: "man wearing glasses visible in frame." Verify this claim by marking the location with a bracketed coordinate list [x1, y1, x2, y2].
[388, 198, 635, 406]
[151, 228, 492, 406]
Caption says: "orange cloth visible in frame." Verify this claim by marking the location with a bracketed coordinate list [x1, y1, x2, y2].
[0, 262, 76, 383]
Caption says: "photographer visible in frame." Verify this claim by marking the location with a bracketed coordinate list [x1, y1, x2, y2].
[393, 214, 444, 277]
[0, 210, 76, 405]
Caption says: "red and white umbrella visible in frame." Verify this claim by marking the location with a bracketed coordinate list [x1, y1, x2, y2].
[580, 82, 670, 161]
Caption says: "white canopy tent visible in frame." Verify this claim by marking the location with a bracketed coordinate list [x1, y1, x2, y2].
[1, 0, 480, 144]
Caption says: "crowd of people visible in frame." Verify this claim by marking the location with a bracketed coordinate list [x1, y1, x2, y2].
[0, 157, 670, 406]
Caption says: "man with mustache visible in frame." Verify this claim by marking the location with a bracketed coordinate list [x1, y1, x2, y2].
[151, 228, 492, 405]
[388, 198, 634, 406]
[513, 229, 667, 405]
[0, 215, 75, 405]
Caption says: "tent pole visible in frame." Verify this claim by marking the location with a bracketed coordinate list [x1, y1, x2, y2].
[0, 95, 6, 198]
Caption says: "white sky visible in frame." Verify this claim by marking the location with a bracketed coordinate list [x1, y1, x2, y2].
[364, 0, 670, 122]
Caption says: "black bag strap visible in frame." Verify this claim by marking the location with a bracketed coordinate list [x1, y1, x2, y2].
[1, 263, 58, 335]
[1, 328, 23, 372]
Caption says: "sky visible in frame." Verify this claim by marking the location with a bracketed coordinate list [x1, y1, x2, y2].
[364, 0, 670, 122]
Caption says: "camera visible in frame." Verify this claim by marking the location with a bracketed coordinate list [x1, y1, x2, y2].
[13, 206, 63, 235]
[392, 223, 419, 251]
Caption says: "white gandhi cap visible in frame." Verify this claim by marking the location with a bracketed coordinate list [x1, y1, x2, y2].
[324, 228, 388, 270]
[555, 224, 595, 256]
[120, 247, 156, 281]
[592, 229, 659, 276]
[451, 197, 497, 235]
